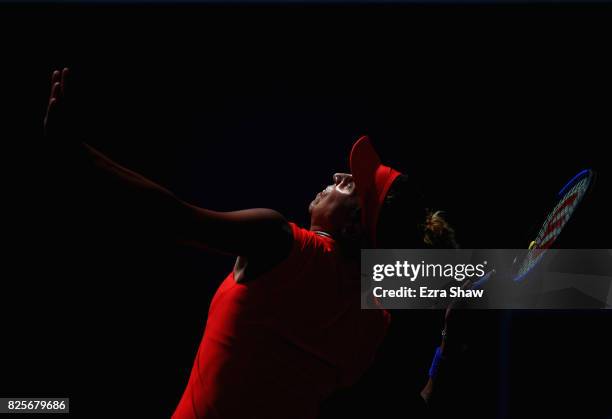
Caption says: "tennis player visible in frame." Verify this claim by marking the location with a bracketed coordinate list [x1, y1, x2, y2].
[44, 68, 457, 419]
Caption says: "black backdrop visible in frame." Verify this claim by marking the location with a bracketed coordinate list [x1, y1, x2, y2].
[1, 3, 611, 418]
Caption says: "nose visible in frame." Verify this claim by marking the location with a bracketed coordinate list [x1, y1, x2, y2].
[333, 173, 352, 185]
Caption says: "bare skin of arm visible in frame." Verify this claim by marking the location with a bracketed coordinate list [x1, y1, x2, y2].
[420, 275, 485, 406]
[44, 68, 292, 276]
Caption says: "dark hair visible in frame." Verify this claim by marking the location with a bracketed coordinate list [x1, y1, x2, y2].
[377, 175, 458, 249]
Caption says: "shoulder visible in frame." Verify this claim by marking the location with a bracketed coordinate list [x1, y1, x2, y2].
[288, 223, 336, 254]
[235, 222, 341, 283]
[229, 208, 294, 256]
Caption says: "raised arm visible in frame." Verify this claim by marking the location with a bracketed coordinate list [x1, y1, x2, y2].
[44, 68, 292, 259]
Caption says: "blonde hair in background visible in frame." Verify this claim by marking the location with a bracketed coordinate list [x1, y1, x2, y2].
[422, 210, 456, 248]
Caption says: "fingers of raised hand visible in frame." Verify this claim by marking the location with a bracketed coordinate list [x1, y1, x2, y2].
[45, 67, 71, 138]
[50, 70, 61, 98]
[50, 68, 69, 102]
[60, 68, 69, 99]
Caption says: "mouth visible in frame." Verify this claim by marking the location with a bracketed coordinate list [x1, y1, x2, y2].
[310, 185, 333, 211]
[320, 185, 333, 197]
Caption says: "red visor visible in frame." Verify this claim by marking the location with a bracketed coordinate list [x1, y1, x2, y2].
[350, 136, 402, 248]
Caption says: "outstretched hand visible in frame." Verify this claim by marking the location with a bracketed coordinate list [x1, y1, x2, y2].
[44, 67, 78, 142]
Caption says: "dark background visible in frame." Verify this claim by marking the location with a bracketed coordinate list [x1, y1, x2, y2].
[1, 2, 611, 418]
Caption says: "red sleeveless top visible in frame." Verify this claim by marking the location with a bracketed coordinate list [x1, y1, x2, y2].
[173, 223, 390, 419]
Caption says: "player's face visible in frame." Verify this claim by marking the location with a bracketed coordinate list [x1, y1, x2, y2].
[309, 173, 360, 233]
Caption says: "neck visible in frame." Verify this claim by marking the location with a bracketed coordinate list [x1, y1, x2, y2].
[309, 224, 334, 237]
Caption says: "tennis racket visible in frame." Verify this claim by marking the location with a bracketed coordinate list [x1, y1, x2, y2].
[513, 169, 596, 282]
[471, 169, 596, 290]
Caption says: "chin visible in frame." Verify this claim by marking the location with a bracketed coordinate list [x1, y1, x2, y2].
[309, 197, 320, 213]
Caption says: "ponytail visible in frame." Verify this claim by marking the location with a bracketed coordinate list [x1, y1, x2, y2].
[422, 210, 458, 249]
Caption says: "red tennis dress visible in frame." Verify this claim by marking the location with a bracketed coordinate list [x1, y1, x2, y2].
[172, 222, 390, 419]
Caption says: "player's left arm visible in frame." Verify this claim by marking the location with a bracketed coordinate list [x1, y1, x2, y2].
[43, 67, 293, 260]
